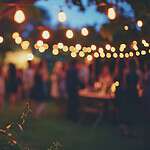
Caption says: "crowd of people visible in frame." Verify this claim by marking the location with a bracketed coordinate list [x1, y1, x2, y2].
[0, 59, 149, 133]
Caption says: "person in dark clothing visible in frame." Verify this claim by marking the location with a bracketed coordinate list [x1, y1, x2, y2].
[120, 60, 139, 136]
[6, 63, 18, 109]
[66, 60, 80, 122]
[31, 65, 46, 118]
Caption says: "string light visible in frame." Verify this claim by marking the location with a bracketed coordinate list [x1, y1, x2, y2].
[58, 11, 67, 23]
[15, 37, 22, 44]
[63, 45, 68, 52]
[12, 32, 20, 39]
[136, 51, 140, 56]
[100, 52, 105, 58]
[107, 7, 116, 20]
[71, 52, 77, 58]
[27, 53, 34, 61]
[37, 40, 43, 47]
[119, 53, 124, 58]
[125, 53, 129, 58]
[106, 53, 111, 58]
[141, 50, 146, 55]
[66, 30, 73, 39]
[52, 49, 59, 55]
[91, 44, 96, 51]
[79, 51, 85, 57]
[81, 27, 89, 36]
[14, 10, 25, 24]
[105, 44, 111, 50]
[94, 52, 99, 58]
[87, 55, 93, 61]
[129, 51, 134, 57]
[98, 48, 104, 53]
[21, 41, 30, 50]
[0, 36, 4, 44]
[42, 30, 50, 40]
[39, 46, 46, 53]
[43, 43, 49, 50]
[58, 42, 64, 49]
[137, 20, 143, 28]
[113, 53, 118, 58]
[124, 25, 129, 31]
[111, 47, 116, 52]
[75, 44, 82, 50]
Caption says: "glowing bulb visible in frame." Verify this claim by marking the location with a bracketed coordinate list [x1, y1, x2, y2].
[113, 53, 118, 58]
[124, 25, 128, 31]
[39, 46, 46, 53]
[53, 44, 58, 49]
[79, 51, 85, 57]
[141, 50, 146, 55]
[52, 49, 59, 55]
[105, 44, 111, 50]
[37, 40, 43, 47]
[12, 32, 20, 39]
[81, 27, 89, 36]
[98, 48, 104, 53]
[43, 43, 49, 50]
[14, 10, 25, 24]
[100, 53, 105, 58]
[69, 46, 75, 52]
[125, 53, 129, 58]
[119, 53, 124, 58]
[91, 44, 96, 51]
[107, 7, 116, 20]
[34, 44, 39, 50]
[136, 51, 140, 56]
[58, 42, 64, 49]
[94, 52, 99, 58]
[111, 47, 116, 52]
[0, 36, 4, 44]
[71, 52, 77, 58]
[87, 55, 93, 61]
[27, 53, 34, 61]
[63, 46, 68, 52]
[42, 30, 50, 40]
[106, 53, 111, 58]
[129, 51, 134, 57]
[21, 41, 30, 50]
[66, 30, 73, 39]
[58, 11, 67, 22]
[137, 20, 143, 27]
[15, 37, 22, 44]
[75, 44, 82, 50]
[115, 81, 119, 87]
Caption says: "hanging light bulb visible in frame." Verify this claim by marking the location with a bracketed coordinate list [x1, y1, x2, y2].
[42, 30, 50, 40]
[58, 10, 67, 23]
[66, 30, 74, 39]
[137, 20, 143, 28]
[0, 36, 4, 44]
[14, 10, 25, 24]
[81, 27, 89, 36]
[107, 7, 116, 20]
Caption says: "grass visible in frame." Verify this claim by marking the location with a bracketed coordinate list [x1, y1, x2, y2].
[0, 101, 147, 150]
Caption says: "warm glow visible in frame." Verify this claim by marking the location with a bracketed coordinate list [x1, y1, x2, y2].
[79, 51, 85, 57]
[75, 44, 82, 50]
[113, 53, 118, 58]
[141, 50, 146, 55]
[119, 53, 124, 58]
[58, 42, 64, 49]
[37, 40, 43, 47]
[100, 52, 105, 58]
[58, 11, 67, 22]
[98, 48, 104, 53]
[87, 55, 93, 61]
[42, 30, 50, 40]
[137, 20, 143, 27]
[39, 46, 46, 53]
[106, 53, 111, 58]
[63, 46, 68, 52]
[125, 53, 129, 58]
[43, 43, 49, 50]
[124, 25, 129, 31]
[129, 51, 134, 57]
[21, 41, 30, 50]
[71, 52, 77, 58]
[105, 44, 111, 50]
[66, 30, 74, 39]
[12, 32, 20, 39]
[0, 36, 4, 44]
[94, 52, 99, 58]
[52, 49, 59, 55]
[14, 10, 25, 24]
[91, 44, 96, 51]
[107, 7, 116, 20]
[136, 51, 140, 56]
[15, 37, 22, 44]
[111, 47, 116, 52]
[81, 27, 89, 36]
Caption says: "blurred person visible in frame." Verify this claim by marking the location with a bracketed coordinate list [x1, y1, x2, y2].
[31, 63, 46, 118]
[6, 63, 18, 109]
[0, 64, 5, 111]
[120, 60, 139, 137]
[66, 60, 80, 122]
[50, 61, 62, 102]
[23, 61, 35, 99]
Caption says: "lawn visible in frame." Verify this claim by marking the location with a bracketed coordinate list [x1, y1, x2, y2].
[0, 101, 147, 150]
